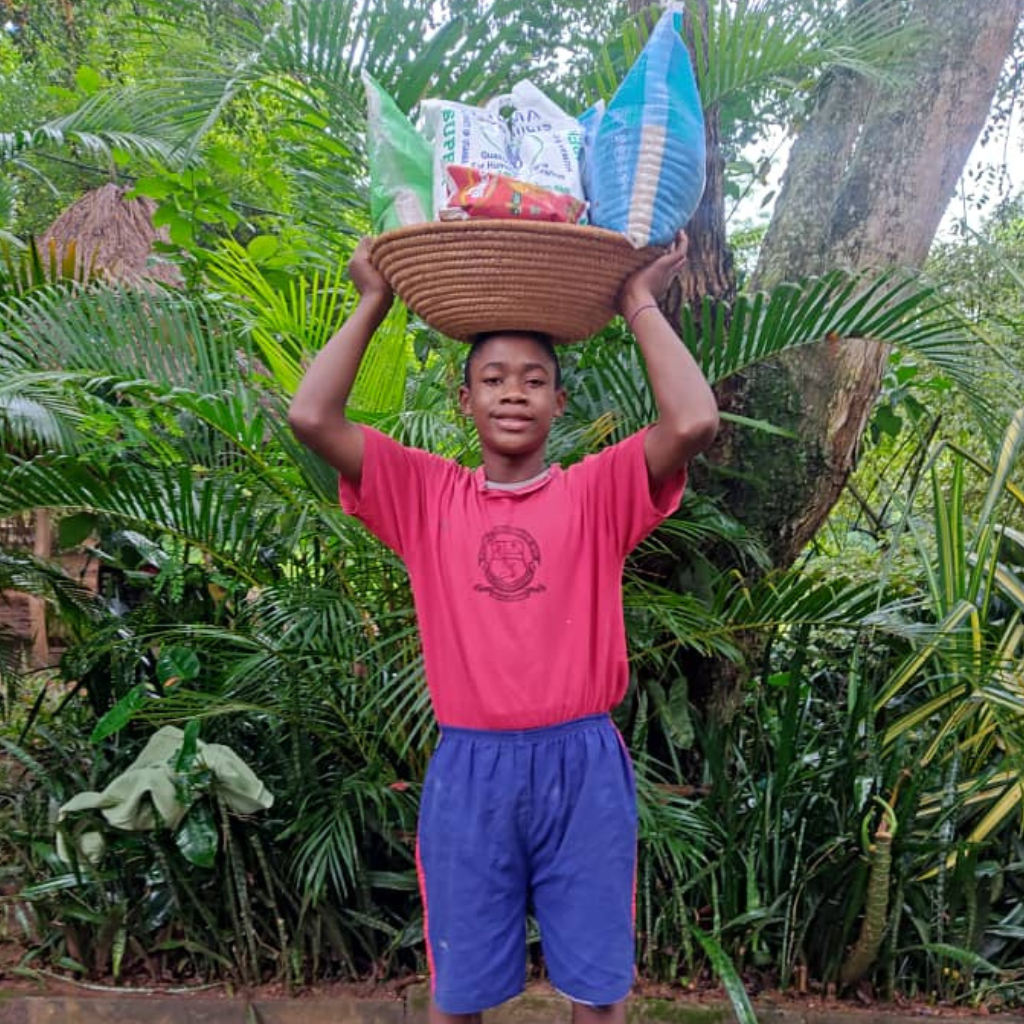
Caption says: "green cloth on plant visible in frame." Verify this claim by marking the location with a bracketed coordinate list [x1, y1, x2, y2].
[57, 726, 273, 864]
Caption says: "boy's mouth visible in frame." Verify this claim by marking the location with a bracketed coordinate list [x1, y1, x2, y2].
[493, 415, 532, 430]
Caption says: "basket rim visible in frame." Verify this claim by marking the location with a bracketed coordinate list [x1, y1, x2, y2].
[369, 219, 663, 344]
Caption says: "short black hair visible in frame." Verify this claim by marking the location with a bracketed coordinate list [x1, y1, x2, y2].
[463, 331, 562, 389]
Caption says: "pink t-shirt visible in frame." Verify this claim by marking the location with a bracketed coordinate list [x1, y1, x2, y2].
[340, 425, 686, 729]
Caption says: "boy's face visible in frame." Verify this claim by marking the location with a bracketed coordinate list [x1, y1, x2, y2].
[458, 334, 566, 462]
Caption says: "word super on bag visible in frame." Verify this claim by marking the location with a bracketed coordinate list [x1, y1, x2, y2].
[421, 82, 585, 218]
[584, 9, 706, 247]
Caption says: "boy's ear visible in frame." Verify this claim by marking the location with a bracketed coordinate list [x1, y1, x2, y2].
[554, 387, 567, 417]
[458, 384, 472, 416]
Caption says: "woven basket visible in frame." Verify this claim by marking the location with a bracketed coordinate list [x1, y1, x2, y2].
[369, 220, 663, 344]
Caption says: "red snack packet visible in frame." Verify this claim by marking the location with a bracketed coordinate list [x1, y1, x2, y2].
[443, 165, 588, 224]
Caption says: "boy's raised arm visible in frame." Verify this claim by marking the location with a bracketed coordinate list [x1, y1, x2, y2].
[288, 238, 394, 486]
[618, 232, 720, 489]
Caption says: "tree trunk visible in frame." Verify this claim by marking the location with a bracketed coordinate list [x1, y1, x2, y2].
[29, 510, 52, 668]
[714, 0, 1023, 568]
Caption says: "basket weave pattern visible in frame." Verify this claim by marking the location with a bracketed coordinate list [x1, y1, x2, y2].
[370, 220, 662, 344]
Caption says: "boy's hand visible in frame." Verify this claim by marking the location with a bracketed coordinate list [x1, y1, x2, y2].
[618, 231, 688, 322]
[349, 237, 394, 306]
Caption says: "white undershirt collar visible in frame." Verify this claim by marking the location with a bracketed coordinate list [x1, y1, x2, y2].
[483, 467, 552, 492]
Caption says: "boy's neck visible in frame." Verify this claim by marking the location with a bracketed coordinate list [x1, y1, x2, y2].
[480, 450, 549, 485]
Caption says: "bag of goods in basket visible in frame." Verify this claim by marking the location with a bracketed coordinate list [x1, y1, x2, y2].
[362, 72, 434, 232]
[583, 9, 706, 247]
[420, 81, 586, 218]
[441, 166, 587, 223]
[505, 81, 585, 203]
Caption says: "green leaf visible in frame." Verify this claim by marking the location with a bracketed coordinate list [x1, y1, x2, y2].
[74, 66, 102, 96]
[901, 942, 1007, 975]
[174, 802, 218, 868]
[90, 684, 148, 742]
[719, 409, 798, 439]
[688, 924, 759, 1024]
[246, 235, 279, 262]
[664, 678, 694, 749]
[391, 15, 467, 111]
[205, 142, 243, 174]
[58, 511, 97, 547]
[873, 404, 903, 439]
[131, 176, 173, 201]
[194, 200, 238, 227]
[157, 647, 201, 687]
[168, 215, 195, 247]
[175, 718, 202, 773]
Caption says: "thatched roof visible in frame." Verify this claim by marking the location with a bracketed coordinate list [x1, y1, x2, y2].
[39, 182, 183, 287]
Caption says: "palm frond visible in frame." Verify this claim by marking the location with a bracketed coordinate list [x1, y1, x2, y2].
[565, 337, 654, 443]
[684, 269, 997, 426]
[0, 460, 291, 585]
[205, 239, 355, 391]
[695, 0, 919, 109]
[1, 283, 243, 390]
[0, 385, 82, 452]
[0, 87, 200, 168]
[582, 0, 919, 124]
[0, 236, 89, 302]
[0, 550, 103, 631]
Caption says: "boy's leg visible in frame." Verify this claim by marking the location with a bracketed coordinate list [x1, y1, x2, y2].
[572, 1002, 626, 1024]
[418, 730, 531, 1015]
[529, 717, 638, 1010]
[429, 1007, 482, 1024]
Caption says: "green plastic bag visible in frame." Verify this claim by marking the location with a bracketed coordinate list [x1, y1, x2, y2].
[363, 72, 433, 233]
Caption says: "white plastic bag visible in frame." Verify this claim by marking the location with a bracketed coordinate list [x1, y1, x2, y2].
[420, 97, 518, 218]
[507, 81, 585, 200]
[420, 82, 585, 218]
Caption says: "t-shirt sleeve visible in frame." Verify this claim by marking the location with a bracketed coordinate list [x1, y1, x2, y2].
[338, 425, 446, 558]
[573, 427, 688, 555]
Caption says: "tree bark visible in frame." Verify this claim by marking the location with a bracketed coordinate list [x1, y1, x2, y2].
[29, 509, 51, 668]
[714, 0, 1024, 567]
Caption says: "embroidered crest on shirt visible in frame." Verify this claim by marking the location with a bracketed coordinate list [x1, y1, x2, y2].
[475, 526, 545, 602]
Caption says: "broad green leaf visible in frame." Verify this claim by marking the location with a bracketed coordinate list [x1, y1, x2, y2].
[174, 802, 219, 868]
[246, 235, 279, 262]
[157, 647, 201, 688]
[90, 684, 149, 742]
[58, 511, 97, 548]
[75, 66, 103, 96]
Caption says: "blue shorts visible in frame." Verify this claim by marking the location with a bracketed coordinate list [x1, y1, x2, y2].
[416, 714, 637, 1015]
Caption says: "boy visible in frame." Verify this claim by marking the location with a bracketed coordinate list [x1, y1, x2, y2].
[288, 232, 718, 1024]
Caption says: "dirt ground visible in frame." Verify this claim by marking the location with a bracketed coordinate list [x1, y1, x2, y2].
[0, 935, 1014, 1020]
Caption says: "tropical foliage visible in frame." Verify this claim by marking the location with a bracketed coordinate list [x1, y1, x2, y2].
[1, 0, 1023, 1014]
